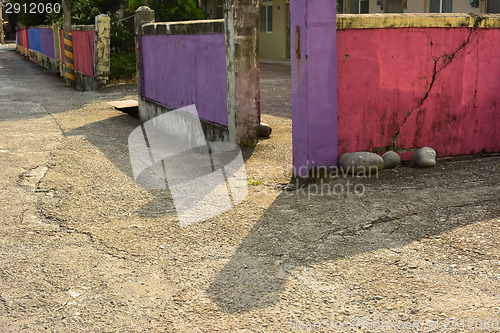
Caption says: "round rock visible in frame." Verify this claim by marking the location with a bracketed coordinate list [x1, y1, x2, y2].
[381, 151, 401, 169]
[413, 147, 436, 168]
[257, 122, 272, 138]
[338, 152, 384, 176]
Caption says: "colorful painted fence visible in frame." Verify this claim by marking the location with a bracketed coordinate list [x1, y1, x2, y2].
[17, 24, 62, 72]
[18, 27, 56, 60]
[139, 26, 228, 127]
[291, 7, 500, 175]
[134, 5, 261, 145]
[16, 16, 110, 91]
[60, 28, 95, 78]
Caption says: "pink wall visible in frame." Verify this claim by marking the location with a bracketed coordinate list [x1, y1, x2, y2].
[60, 30, 65, 65]
[60, 30, 95, 78]
[17, 28, 28, 48]
[337, 27, 500, 159]
[73, 31, 95, 78]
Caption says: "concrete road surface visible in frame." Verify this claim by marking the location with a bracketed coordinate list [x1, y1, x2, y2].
[1, 46, 500, 332]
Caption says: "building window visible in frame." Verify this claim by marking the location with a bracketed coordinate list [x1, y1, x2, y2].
[260, 0, 273, 33]
[430, 0, 452, 13]
[337, 0, 344, 13]
[349, 0, 369, 13]
[487, 0, 500, 13]
[385, 0, 404, 12]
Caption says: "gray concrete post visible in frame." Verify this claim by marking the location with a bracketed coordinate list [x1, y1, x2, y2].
[224, 1, 237, 143]
[224, 0, 260, 146]
[52, 23, 62, 73]
[1, 6, 4, 45]
[134, 6, 155, 99]
[94, 14, 111, 87]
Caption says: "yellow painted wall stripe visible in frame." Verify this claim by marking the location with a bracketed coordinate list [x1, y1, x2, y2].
[337, 13, 500, 30]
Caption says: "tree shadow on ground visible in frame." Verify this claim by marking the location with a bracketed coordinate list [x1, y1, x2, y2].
[207, 157, 500, 313]
[65, 113, 256, 220]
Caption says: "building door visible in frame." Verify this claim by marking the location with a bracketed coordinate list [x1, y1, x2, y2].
[487, 0, 500, 12]
[385, 0, 404, 12]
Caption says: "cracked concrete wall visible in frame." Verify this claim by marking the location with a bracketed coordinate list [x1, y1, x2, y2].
[336, 14, 500, 160]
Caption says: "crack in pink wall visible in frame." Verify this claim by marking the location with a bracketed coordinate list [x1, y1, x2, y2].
[337, 27, 500, 160]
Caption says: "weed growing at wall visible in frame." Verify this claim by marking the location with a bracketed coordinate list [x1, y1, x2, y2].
[110, 52, 136, 80]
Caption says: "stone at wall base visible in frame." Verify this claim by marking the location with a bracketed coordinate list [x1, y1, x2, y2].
[257, 122, 272, 138]
[339, 152, 384, 176]
[413, 147, 437, 168]
[381, 151, 401, 169]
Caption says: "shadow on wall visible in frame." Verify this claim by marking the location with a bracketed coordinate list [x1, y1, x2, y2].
[207, 159, 500, 312]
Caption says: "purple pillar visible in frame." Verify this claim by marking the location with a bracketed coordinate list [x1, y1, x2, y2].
[290, 0, 338, 178]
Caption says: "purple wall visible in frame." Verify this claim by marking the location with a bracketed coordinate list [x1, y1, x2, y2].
[39, 28, 55, 60]
[140, 33, 228, 127]
[291, 0, 338, 175]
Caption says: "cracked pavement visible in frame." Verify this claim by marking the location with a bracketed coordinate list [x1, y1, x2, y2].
[1, 49, 500, 332]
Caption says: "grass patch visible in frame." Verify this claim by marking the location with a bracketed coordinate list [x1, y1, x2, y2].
[247, 178, 263, 186]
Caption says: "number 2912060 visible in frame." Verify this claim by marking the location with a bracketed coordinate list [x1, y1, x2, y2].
[5, 2, 61, 14]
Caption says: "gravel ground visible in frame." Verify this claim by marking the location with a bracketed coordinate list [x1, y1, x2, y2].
[1, 50, 499, 332]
